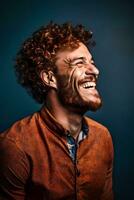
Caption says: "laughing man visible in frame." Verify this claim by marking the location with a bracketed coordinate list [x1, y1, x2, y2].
[0, 22, 114, 200]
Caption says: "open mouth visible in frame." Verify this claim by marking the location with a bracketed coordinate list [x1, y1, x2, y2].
[80, 81, 96, 90]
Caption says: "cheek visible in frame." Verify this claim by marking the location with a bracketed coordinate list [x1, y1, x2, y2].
[70, 69, 84, 86]
[57, 69, 72, 87]
[75, 70, 84, 80]
[57, 75, 69, 88]
[58, 69, 76, 89]
[57, 67, 84, 90]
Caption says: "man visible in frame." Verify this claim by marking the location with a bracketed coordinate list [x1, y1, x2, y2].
[0, 22, 114, 200]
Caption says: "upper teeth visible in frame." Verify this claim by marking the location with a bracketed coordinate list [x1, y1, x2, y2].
[82, 82, 96, 88]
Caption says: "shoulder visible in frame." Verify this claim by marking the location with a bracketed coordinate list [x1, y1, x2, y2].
[85, 116, 113, 149]
[0, 111, 39, 148]
[85, 116, 113, 142]
[0, 125, 30, 176]
[85, 116, 114, 161]
[85, 116, 109, 132]
[0, 132, 30, 192]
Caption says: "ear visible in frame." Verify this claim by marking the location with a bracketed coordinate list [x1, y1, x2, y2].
[40, 70, 57, 89]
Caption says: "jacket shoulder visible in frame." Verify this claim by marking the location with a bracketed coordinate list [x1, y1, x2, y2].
[85, 116, 109, 131]
[84, 116, 113, 142]
[85, 116, 114, 160]
[0, 112, 38, 142]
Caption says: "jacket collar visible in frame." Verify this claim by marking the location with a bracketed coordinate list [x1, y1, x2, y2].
[39, 106, 89, 137]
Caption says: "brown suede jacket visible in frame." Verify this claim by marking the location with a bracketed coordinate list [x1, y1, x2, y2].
[0, 107, 114, 200]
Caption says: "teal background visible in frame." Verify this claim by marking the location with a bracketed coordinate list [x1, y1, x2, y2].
[0, 0, 134, 199]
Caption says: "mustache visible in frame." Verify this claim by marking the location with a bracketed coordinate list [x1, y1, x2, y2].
[78, 74, 98, 85]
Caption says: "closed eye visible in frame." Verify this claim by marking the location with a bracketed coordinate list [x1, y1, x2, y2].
[76, 61, 84, 65]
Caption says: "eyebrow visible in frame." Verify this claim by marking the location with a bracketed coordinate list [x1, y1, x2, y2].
[64, 57, 86, 65]
[70, 57, 86, 63]
[64, 56, 94, 66]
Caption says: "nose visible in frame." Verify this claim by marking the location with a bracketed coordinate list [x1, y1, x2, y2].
[85, 63, 99, 77]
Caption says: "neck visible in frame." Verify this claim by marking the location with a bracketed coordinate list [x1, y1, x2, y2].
[44, 90, 84, 138]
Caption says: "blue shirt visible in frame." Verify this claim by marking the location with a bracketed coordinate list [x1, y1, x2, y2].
[66, 122, 89, 162]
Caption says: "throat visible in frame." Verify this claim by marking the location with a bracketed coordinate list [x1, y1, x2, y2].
[45, 90, 83, 138]
[54, 110, 82, 139]
[67, 119, 82, 139]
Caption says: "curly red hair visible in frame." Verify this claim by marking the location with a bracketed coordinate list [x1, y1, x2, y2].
[15, 22, 94, 103]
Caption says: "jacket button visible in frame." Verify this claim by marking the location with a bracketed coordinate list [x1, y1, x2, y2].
[77, 169, 80, 176]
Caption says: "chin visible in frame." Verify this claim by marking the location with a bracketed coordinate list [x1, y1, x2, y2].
[88, 102, 102, 111]
[82, 102, 102, 112]
[67, 99, 102, 114]
[58, 90, 102, 112]
[82, 94, 103, 110]
[86, 97, 102, 111]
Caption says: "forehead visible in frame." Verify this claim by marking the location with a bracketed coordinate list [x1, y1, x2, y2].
[55, 43, 92, 65]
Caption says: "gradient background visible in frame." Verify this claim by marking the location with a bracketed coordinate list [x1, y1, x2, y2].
[0, 0, 134, 199]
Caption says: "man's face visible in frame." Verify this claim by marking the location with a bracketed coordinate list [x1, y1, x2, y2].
[54, 42, 102, 112]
